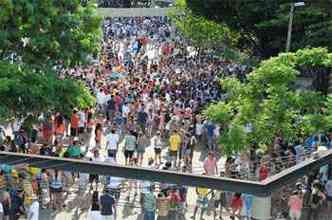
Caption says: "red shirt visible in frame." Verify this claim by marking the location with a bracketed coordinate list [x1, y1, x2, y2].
[71, 114, 79, 129]
[259, 165, 269, 181]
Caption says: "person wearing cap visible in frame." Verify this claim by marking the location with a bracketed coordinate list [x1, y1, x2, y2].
[100, 187, 116, 220]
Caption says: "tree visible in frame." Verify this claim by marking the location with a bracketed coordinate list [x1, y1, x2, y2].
[0, 0, 101, 68]
[204, 48, 332, 155]
[186, 0, 332, 58]
[170, 0, 238, 55]
[0, 0, 100, 121]
[0, 61, 95, 121]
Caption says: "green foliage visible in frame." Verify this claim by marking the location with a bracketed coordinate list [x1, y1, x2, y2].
[186, 0, 332, 57]
[219, 123, 248, 156]
[170, 2, 238, 52]
[205, 48, 332, 155]
[204, 102, 232, 125]
[0, 0, 100, 121]
[0, 0, 102, 68]
[0, 61, 95, 121]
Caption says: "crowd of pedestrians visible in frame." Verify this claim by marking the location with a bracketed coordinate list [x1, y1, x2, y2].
[0, 16, 331, 220]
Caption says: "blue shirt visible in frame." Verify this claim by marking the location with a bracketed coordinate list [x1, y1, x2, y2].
[100, 194, 115, 216]
[242, 194, 253, 209]
[205, 123, 215, 137]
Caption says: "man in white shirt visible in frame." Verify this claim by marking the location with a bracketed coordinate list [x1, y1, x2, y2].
[106, 128, 120, 159]
[27, 195, 39, 220]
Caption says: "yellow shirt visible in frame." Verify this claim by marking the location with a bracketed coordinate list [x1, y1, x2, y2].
[27, 167, 40, 176]
[197, 187, 209, 198]
[169, 134, 181, 151]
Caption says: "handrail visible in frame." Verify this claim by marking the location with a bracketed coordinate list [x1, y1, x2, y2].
[0, 150, 331, 196]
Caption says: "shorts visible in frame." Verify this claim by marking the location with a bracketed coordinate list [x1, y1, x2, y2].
[101, 215, 114, 220]
[154, 148, 161, 155]
[124, 150, 134, 159]
[71, 128, 78, 137]
[78, 127, 85, 134]
[214, 199, 225, 208]
[289, 210, 301, 220]
[89, 174, 99, 183]
[50, 187, 62, 193]
[169, 150, 178, 157]
[197, 197, 208, 208]
[108, 149, 117, 158]
[87, 127, 93, 133]
[137, 146, 145, 154]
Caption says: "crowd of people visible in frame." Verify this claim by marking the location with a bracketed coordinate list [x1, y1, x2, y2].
[0, 16, 331, 220]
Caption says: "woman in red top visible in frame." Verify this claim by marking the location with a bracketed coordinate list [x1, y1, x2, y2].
[230, 193, 243, 220]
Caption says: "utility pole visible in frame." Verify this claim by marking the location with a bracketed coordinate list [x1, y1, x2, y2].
[286, 3, 295, 52]
[286, 2, 305, 52]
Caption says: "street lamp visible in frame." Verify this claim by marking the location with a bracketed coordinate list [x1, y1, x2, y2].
[286, 2, 305, 52]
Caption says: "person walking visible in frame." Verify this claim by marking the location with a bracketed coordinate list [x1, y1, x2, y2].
[142, 185, 156, 220]
[288, 190, 303, 220]
[203, 151, 218, 176]
[242, 193, 253, 220]
[230, 193, 243, 220]
[49, 170, 63, 210]
[88, 191, 102, 220]
[137, 132, 149, 166]
[152, 131, 163, 166]
[105, 128, 120, 160]
[157, 192, 170, 220]
[169, 130, 181, 168]
[100, 187, 116, 220]
[124, 131, 137, 165]
[192, 177, 210, 220]
[325, 178, 332, 212]
[308, 182, 326, 220]
[27, 195, 39, 220]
